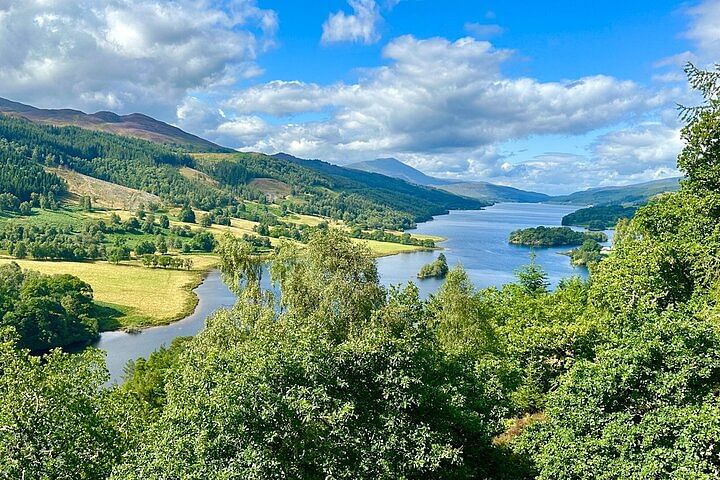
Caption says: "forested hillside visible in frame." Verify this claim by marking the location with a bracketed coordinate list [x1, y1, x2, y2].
[2, 65, 719, 479]
[0, 115, 483, 230]
[550, 177, 680, 205]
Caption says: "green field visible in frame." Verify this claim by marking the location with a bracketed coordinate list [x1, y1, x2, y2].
[0, 255, 218, 330]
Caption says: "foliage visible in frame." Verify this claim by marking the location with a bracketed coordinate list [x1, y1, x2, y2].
[418, 252, 449, 279]
[0, 331, 126, 480]
[112, 235, 508, 480]
[568, 239, 605, 266]
[561, 204, 638, 230]
[509, 226, 607, 247]
[0, 262, 100, 351]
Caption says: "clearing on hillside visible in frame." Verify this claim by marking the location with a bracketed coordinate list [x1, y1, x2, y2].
[249, 178, 292, 201]
[49, 167, 160, 210]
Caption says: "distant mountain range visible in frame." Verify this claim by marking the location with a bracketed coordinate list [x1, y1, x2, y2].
[347, 157, 681, 206]
[0, 96, 229, 153]
[549, 177, 681, 205]
[348, 158, 454, 186]
[0, 95, 681, 211]
[348, 158, 550, 203]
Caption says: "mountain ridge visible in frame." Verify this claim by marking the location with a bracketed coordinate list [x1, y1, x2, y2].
[0, 96, 230, 153]
[347, 157, 550, 203]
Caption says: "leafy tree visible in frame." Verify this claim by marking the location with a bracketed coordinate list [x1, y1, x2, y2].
[0, 263, 100, 351]
[515, 254, 549, 295]
[113, 233, 508, 479]
[135, 240, 156, 255]
[417, 252, 449, 278]
[0, 331, 124, 479]
[179, 205, 195, 223]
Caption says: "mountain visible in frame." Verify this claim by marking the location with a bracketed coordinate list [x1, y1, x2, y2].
[0, 112, 486, 230]
[347, 157, 550, 203]
[439, 182, 551, 203]
[550, 177, 681, 206]
[348, 158, 453, 186]
[0, 96, 229, 153]
[271, 153, 489, 219]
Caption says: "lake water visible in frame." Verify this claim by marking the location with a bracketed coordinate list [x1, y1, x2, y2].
[98, 202, 602, 383]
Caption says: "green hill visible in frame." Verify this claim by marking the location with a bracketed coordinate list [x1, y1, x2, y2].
[0, 114, 484, 230]
[550, 177, 681, 205]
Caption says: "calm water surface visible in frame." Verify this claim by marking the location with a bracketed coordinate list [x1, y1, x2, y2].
[98, 203, 606, 383]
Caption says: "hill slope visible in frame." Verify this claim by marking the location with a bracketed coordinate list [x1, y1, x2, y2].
[440, 181, 550, 203]
[348, 157, 549, 203]
[550, 177, 681, 205]
[0, 96, 229, 153]
[348, 158, 453, 186]
[0, 114, 484, 230]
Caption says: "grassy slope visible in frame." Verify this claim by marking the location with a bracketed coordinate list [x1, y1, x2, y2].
[0, 255, 218, 330]
[48, 167, 160, 210]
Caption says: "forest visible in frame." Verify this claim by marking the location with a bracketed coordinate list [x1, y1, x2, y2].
[561, 204, 639, 230]
[1, 65, 720, 479]
[0, 113, 483, 231]
[508, 226, 607, 247]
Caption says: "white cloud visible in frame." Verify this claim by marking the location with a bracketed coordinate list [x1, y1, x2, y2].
[685, 0, 720, 62]
[220, 36, 671, 168]
[321, 0, 382, 45]
[0, 0, 277, 116]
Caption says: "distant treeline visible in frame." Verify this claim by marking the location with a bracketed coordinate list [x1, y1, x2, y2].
[509, 226, 607, 247]
[562, 204, 638, 230]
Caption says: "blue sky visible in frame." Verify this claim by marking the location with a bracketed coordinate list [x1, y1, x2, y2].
[0, 0, 717, 193]
[258, 1, 690, 85]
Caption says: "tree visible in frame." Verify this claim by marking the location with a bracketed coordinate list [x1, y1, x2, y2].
[155, 235, 168, 254]
[515, 253, 549, 294]
[0, 267, 100, 351]
[189, 231, 216, 252]
[107, 245, 131, 264]
[678, 63, 720, 193]
[0, 331, 123, 479]
[158, 214, 170, 229]
[179, 205, 195, 223]
[199, 214, 212, 227]
[19, 201, 32, 215]
[113, 233, 508, 479]
[135, 240, 156, 255]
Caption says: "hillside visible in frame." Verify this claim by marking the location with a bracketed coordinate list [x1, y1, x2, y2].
[0, 96, 229, 153]
[198, 152, 487, 228]
[348, 158, 453, 186]
[48, 167, 160, 210]
[550, 177, 681, 205]
[440, 181, 550, 203]
[0, 114, 483, 230]
[347, 157, 549, 203]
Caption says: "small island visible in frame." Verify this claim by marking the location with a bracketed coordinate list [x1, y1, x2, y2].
[417, 253, 449, 279]
[509, 226, 607, 247]
[561, 204, 638, 230]
[566, 239, 607, 266]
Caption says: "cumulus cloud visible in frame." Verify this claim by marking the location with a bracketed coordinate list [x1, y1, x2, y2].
[485, 120, 683, 194]
[321, 0, 382, 45]
[220, 36, 670, 167]
[0, 0, 277, 116]
[685, 0, 720, 62]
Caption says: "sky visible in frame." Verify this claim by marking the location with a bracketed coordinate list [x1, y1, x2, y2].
[0, 0, 718, 194]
